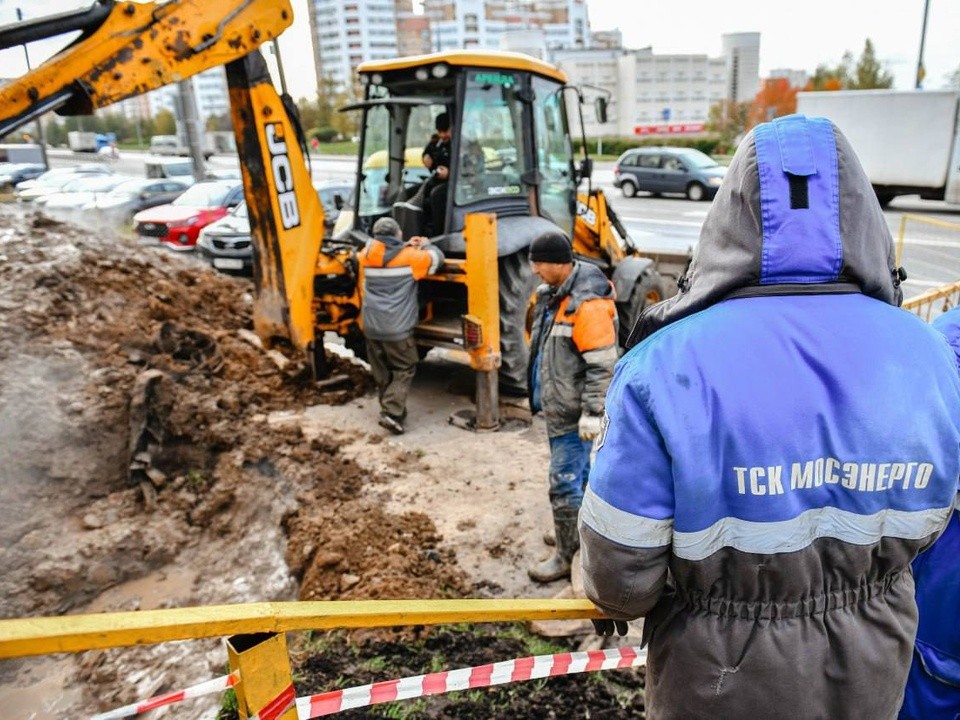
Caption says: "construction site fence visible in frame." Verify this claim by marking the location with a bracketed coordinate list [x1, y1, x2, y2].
[898, 213, 960, 321]
[0, 598, 640, 719]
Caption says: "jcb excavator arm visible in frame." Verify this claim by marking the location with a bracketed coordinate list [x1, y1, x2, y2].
[0, 0, 294, 137]
[0, 0, 327, 374]
[225, 51, 327, 371]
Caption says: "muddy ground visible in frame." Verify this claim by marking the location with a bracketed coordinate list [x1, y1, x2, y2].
[0, 203, 644, 719]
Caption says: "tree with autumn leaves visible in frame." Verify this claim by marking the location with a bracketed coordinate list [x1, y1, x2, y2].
[711, 38, 896, 146]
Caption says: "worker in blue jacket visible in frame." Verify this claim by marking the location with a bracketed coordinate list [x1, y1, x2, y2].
[580, 114, 960, 720]
[899, 306, 960, 720]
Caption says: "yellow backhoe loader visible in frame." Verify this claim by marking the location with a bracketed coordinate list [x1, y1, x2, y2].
[0, 2, 671, 429]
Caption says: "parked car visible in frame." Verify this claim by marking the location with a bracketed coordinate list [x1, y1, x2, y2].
[196, 200, 253, 274]
[144, 157, 196, 186]
[612, 146, 726, 201]
[88, 177, 190, 224]
[15, 165, 113, 202]
[37, 174, 135, 211]
[197, 181, 352, 275]
[133, 180, 244, 251]
[0, 163, 47, 191]
[314, 180, 353, 230]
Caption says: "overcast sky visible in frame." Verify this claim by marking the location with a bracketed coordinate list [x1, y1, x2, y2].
[1, 0, 957, 101]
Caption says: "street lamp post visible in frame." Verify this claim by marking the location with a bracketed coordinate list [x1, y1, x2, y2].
[15, 7, 50, 168]
[915, 0, 930, 89]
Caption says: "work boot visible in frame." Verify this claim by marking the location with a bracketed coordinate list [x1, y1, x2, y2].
[378, 412, 404, 435]
[528, 507, 580, 583]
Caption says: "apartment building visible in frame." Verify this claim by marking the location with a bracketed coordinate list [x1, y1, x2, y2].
[308, 0, 401, 94]
[147, 67, 231, 127]
[554, 32, 760, 138]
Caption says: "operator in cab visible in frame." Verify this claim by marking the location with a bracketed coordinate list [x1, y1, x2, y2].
[420, 112, 452, 237]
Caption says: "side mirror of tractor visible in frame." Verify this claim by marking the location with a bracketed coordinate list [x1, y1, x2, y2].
[578, 157, 593, 182]
[594, 97, 608, 125]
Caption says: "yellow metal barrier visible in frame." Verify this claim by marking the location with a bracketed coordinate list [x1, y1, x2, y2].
[902, 279, 960, 321]
[0, 598, 602, 659]
[0, 598, 604, 719]
[897, 213, 960, 321]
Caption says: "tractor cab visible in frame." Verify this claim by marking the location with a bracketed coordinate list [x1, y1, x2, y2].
[343, 50, 581, 255]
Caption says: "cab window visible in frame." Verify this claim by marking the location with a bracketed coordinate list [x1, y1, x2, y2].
[531, 75, 574, 238]
[358, 104, 391, 218]
[455, 70, 526, 206]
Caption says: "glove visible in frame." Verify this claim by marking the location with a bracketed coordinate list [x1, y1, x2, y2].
[578, 413, 602, 441]
[592, 619, 629, 637]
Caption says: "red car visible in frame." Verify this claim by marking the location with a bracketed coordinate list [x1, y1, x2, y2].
[133, 180, 245, 251]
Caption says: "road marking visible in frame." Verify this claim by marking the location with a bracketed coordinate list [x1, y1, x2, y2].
[621, 216, 703, 228]
[903, 278, 958, 289]
[899, 237, 960, 248]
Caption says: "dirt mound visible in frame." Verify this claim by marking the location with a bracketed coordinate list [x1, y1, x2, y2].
[0, 204, 646, 719]
[0, 205, 390, 617]
[0, 204, 475, 716]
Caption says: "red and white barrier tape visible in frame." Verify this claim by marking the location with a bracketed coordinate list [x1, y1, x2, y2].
[296, 644, 647, 718]
[251, 683, 297, 720]
[89, 645, 646, 720]
[89, 671, 238, 720]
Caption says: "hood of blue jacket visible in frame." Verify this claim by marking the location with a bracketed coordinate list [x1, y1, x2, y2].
[629, 114, 903, 345]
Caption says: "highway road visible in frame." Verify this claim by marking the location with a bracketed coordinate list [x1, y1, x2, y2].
[45, 148, 960, 302]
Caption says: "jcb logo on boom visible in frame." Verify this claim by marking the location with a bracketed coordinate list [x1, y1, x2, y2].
[265, 122, 300, 230]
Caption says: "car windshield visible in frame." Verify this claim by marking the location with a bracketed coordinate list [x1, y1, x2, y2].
[146, 161, 193, 179]
[34, 170, 78, 186]
[231, 201, 248, 218]
[173, 183, 234, 207]
[107, 179, 152, 196]
[678, 149, 720, 169]
[316, 186, 350, 211]
[61, 176, 126, 192]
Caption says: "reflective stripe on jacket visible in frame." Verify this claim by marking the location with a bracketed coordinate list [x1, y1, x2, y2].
[527, 261, 617, 437]
[358, 235, 443, 341]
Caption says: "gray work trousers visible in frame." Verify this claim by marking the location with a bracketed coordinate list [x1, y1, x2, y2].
[366, 336, 419, 419]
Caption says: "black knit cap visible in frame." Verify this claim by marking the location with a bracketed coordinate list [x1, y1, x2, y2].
[435, 112, 450, 132]
[528, 231, 573, 264]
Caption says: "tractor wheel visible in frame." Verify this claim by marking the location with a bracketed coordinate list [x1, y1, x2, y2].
[498, 250, 539, 396]
[617, 268, 666, 348]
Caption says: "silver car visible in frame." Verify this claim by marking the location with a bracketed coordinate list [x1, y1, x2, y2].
[88, 177, 190, 224]
[197, 181, 352, 275]
[613, 147, 726, 201]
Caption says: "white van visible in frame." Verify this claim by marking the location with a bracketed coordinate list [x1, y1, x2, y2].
[149, 135, 213, 160]
[144, 157, 196, 186]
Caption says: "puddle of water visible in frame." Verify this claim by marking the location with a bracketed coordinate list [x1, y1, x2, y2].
[0, 659, 83, 720]
[86, 566, 197, 612]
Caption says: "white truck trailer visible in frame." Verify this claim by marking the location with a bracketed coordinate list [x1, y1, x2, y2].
[67, 130, 98, 153]
[796, 89, 960, 207]
[0, 143, 45, 164]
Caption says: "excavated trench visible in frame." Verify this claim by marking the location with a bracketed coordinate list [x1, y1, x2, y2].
[0, 205, 645, 718]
